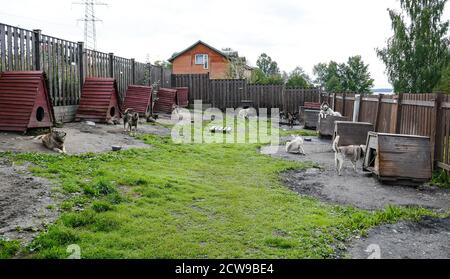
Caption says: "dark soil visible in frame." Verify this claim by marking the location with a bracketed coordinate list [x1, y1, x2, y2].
[261, 134, 450, 259]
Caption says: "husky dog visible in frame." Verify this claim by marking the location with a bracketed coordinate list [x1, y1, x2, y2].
[130, 112, 139, 136]
[172, 104, 183, 121]
[123, 108, 133, 132]
[333, 136, 366, 176]
[238, 108, 251, 120]
[37, 130, 67, 154]
[285, 135, 306, 155]
[320, 103, 342, 119]
[280, 111, 298, 128]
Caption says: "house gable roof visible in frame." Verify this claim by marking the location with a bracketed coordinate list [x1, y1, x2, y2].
[168, 40, 230, 62]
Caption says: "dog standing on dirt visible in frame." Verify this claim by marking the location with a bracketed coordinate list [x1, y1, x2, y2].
[123, 108, 139, 135]
[320, 103, 342, 119]
[333, 135, 366, 175]
[286, 135, 306, 155]
[36, 130, 67, 154]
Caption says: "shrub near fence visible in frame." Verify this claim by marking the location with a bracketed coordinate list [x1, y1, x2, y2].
[0, 22, 172, 114]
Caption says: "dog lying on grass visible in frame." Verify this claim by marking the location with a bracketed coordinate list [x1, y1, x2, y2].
[320, 103, 342, 119]
[285, 135, 306, 155]
[333, 135, 366, 176]
[36, 129, 67, 154]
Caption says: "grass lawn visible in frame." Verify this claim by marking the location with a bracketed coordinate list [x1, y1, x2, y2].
[2, 129, 438, 259]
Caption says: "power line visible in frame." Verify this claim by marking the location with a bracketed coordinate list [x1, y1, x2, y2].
[73, 0, 107, 50]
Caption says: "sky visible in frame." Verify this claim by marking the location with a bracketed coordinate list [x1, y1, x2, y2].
[1, 0, 449, 88]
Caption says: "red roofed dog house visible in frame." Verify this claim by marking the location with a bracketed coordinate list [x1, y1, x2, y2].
[175, 87, 189, 108]
[153, 88, 178, 113]
[76, 78, 121, 123]
[0, 71, 54, 132]
[123, 85, 152, 117]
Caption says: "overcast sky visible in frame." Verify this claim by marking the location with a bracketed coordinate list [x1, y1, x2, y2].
[1, 0, 449, 88]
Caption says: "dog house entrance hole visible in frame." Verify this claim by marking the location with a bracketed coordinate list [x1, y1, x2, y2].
[36, 107, 45, 122]
[110, 107, 116, 117]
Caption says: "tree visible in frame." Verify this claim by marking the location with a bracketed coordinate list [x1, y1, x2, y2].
[154, 60, 172, 70]
[256, 53, 280, 76]
[226, 57, 247, 79]
[377, 0, 450, 93]
[434, 63, 450, 93]
[313, 57, 374, 93]
[342, 56, 375, 93]
[286, 67, 313, 88]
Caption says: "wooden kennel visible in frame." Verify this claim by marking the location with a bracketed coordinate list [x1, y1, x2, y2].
[334, 121, 374, 146]
[363, 132, 432, 183]
[0, 71, 54, 132]
[123, 85, 152, 117]
[75, 78, 121, 123]
[318, 115, 348, 137]
[300, 102, 321, 129]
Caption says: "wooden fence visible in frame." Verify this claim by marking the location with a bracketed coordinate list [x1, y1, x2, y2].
[0, 22, 172, 107]
[321, 92, 450, 173]
[172, 74, 321, 112]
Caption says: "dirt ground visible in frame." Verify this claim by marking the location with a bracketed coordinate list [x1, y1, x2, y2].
[0, 158, 59, 243]
[261, 132, 450, 259]
[0, 121, 171, 155]
[0, 120, 170, 245]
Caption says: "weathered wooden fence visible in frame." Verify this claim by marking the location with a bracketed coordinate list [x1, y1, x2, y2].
[321, 92, 450, 173]
[0, 22, 171, 109]
[172, 74, 321, 112]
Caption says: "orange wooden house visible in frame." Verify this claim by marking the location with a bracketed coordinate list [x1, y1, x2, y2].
[169, 41, 253, 79]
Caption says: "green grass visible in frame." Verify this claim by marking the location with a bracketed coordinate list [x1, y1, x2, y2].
[1, 133, 439, 259]
[431, 170, 450, 189]
[0, 239, 20, 259]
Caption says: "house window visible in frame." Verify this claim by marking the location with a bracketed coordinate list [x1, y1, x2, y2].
[195, 54, 209, 69]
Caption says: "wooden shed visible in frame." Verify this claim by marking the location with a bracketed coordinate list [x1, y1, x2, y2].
[363, 132, 432, 183]
[0, 71, 54, 132]
[300, 102, 321, 129]
[175, 87, 189, 108]
[75, 78, 121, 123]
[334, 121, 374, 146]
[318, 115, 348, 137]
[123, 85, 152, 117]
[153, 88, 177, 113]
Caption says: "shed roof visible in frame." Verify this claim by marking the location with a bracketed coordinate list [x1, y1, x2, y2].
[0, 71, 54, 132]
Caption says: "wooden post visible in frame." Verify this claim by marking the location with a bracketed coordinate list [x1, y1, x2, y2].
[108, 53, 114, 78]
[131, 58, 136, 84]
[32, 29, 41, 71]
[432, 92, 443, 170]
[374, 94, 383, 132]
[147, 63, 152, 86]
[342, 93, 346, 116]
[395, 92, 404, 134]
[333, 93, 337, 111]
[77, 41, 84, 93]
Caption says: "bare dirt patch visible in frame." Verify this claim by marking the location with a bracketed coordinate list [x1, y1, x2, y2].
[0, 121, 171, 155]
[261, 134, 450, 259]
[347, 217, 450, 259]
[262, 137, 450, 211]
[0, 158, 59, 244]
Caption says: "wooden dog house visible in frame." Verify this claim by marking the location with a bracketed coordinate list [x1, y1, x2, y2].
[318, 115, 348, 137]
[300, 102, 321, 129]
[153, 88, 178, 113]
[175, 87, 189, 108]
[0, 71, 54, 132]
[75, 78, 120, 123]
[123, 85, 152, 117]
[334, 121, 374, 146]
[363, 132, 432, 183]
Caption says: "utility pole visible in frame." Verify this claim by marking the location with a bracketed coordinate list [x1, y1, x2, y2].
[73, 0, 107, 50]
